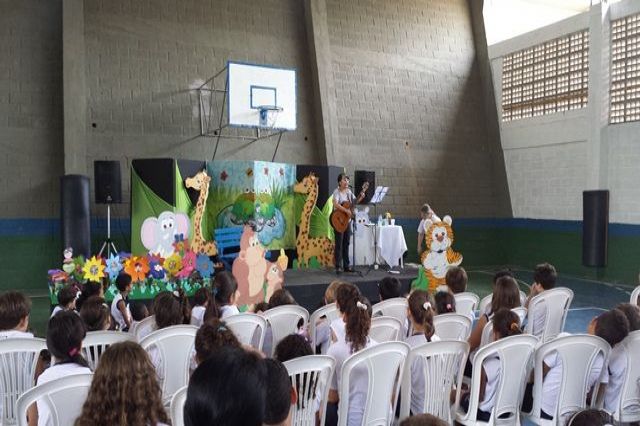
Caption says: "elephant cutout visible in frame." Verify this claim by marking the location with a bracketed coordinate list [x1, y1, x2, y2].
[141, 211, 190, 257]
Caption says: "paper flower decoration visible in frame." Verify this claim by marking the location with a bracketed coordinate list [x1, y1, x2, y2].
[105, 254, 123, 280]
[173, 234, 189, 255]
[149, 259, 166, 279]
[177, 250, 196, 279]
[82, 256, 105, 282]
[124, 256, 150, 283]
[163, 253, 183, 277]
[196, 253, 214, 279]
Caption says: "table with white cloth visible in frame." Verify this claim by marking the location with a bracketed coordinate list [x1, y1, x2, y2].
[348, 223, 407, 268]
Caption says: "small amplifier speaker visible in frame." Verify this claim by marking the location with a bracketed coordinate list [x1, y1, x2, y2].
[94, 160, 122, 204]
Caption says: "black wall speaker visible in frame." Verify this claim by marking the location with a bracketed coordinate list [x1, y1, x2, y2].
[61, 175, 91, 258]
[94, 160, 122, 204]
[354, 170, 375, 204]
[583, 190, 609, 267]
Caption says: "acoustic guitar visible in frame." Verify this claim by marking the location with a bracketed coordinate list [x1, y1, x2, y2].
[330, 182, 369, 233]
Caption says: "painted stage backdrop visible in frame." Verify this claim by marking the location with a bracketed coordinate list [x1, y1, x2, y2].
[49, 160, 336, 305]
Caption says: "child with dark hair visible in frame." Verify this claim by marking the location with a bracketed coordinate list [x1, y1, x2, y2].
[327, 295, 376, 425]
[405, 290, 440, 414]
[111, 273, 132, 331]
[275, 334, 313, 363]
[75, 341, 169, 426]
[190, 287, 211, 327]
[525, 263, 558, 338]
[253, 302, 270, 314]
[0, 291, 33, 339]
[492, 269, 514, 284]
[195, 319, 241, 365]
[313, 281, 347, 354]
[75, 281, 103, 311]
[129, 301, 149, 326]
[400, 413, 448, 426]
[79, 296, 111, 331]
[434, 290, 456, 315]
[615, 303, 640, 331]
[263, 359, 297, 426]
[204, 271, 239, 321]
[51, 286, 77, 318]
[461, 309, 522, 421]
[468, 276, 520, 354]
[445, 266, 468, 294]
[36, 311, 91, 425]
[185, 347, 267, 426]
[378, 277, 402, 301]
[269, 288, 297, 308]
[566, 409, 613, 426]
[539, 309, 629, 420]
[331, 282, 361, 343]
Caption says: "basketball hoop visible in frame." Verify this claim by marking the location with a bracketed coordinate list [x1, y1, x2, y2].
[257, 105, 284, 129]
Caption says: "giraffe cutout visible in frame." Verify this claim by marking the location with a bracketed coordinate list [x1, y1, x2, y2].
[185, 170, 218, 256]
[293, 173, 334, 268]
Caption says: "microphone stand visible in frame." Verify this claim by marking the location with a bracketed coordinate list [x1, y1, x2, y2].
[348, 189, 363, 277]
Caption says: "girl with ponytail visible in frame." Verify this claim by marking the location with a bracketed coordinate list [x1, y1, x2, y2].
[405, 290, 441, 414]
[461, 308, 522, 422]
[330, 282, 361, 343]
[36, 311, 91, 425]
[203, 271, 239, 322]
[327, 295, 377, 426]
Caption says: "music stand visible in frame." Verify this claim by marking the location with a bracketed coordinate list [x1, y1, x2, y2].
[365, 186, 388, 274]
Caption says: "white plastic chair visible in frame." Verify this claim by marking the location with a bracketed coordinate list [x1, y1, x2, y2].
[0, 337, 47, 426]
[139, 325, 198, 404]
[283, 355, 335, 426]
[525, 288, 573, 343]
[133, 315, 157, 342]
[337, 341, 410, 426]
[525, 334, 610, 426]
[433, 313, 472, 341]
[369, 316, 403, 342]
[456, 334, 538, 425]
[224, 313, 267, 351]
[400, 340, 469, 423]
[170, 385, 188, 426]
[454, 292, 480, 319]
[631, 285, 640, 306]
[82, 331, 136, 370]
[263, 305, 309, 357]
[371, 297, 408, 325]
[15, 373, 93, 426]
[309, 303, 340, 354]
[613, 330, 640, 423]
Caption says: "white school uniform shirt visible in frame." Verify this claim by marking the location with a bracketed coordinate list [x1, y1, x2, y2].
[541, 350, 604, 416]
[603, 343, 627, 413]
[36, 363, 92, 426]
[220, 304, 239, 320]
[527, 296, 548, 338]
[478, 354, 501, 413]
[405, 333, 441, 414]
[330, 317, 346, 343]
[190, 305, 206, 326]
[111, 293, 131, 330]
[315, 318, 332, 352]
[0, 329, 34, 421]
[328, 338, 378, 426]
[50, 306, 63, 318]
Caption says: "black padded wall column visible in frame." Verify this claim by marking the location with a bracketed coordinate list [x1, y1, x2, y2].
[583, 190, 609, 267]
[61, 175, 91, 258]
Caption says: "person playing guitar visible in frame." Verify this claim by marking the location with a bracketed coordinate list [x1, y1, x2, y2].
[331, 173, 369, 274]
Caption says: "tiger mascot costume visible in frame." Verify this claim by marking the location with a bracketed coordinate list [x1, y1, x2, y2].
[419, 215, 463, 291]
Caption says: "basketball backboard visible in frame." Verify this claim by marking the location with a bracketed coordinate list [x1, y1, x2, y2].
[227, 61, 296, 131]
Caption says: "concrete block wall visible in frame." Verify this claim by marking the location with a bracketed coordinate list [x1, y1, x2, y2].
[83, 0, 320, 215]
[326, 0, 509, 218]
[0, 1, 63, 218]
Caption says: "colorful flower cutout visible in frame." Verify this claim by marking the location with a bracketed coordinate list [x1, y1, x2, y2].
[82, 256, 105, 282]
[105, 254, 123, 280]
[163, 253, 183, 277]
[177, 250, 196, 279]
[124, 256, 150, 283]
[196, 253, 215, 279]
[149, 259, 166, 280]
[173, 234, 189, 255]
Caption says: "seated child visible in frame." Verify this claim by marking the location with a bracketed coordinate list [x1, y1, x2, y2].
[50, 286, 77, 318]
[0, 291, 33, 339]
[111, 273, 133, 331]
[190, 287, 210, 327]
[129, 301, 149, 331]
[195, 319, 241, 365]
[445, 266, 467, 294]
[314, 281, 344, 353]
[330, 282, 361, 343]
[204, 271, 239, 321]
[405, 290, 440, 414]
[264, 359, 297, 426]
[79, 296, 111, 331]
[434, 290, 456, 315]
[524, 263, 557, 338]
